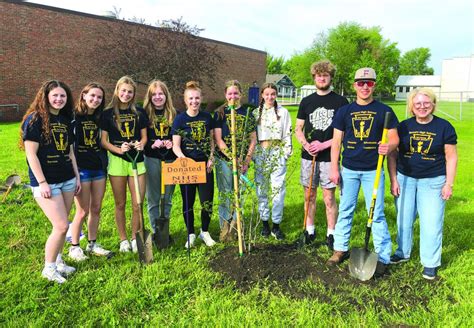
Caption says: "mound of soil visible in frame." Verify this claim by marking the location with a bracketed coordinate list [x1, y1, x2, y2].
[210, 243, 444, 312]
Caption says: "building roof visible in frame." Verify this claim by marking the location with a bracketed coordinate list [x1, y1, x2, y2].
[395, 75, 441, 87]
[265, 74, 296, 87]
[301, 85, 316, 90]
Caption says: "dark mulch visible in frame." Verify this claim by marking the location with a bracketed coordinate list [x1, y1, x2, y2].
[209, 243, 447, 313]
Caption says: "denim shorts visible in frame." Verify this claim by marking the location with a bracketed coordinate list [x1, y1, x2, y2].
[31, 177, 76, 198]
[79, 168, 106, 182]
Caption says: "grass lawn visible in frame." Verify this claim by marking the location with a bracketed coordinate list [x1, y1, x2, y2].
[0, 101, 473, 326]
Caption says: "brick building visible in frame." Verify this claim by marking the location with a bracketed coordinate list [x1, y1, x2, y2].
[0, 1, 266, 121]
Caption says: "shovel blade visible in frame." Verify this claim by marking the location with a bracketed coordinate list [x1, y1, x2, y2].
[153, 218, 170, 250]
[135, 230, 154, 264]
[349, 248, 378, 281]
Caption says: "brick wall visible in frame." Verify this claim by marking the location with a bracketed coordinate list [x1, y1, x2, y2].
[0, 1, 266, 121]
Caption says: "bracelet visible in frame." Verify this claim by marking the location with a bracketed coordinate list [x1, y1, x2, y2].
[445, 183, 454, 187]
[38, 180, 46, 184]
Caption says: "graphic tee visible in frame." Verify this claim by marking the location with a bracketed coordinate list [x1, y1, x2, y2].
[214, 106, 256, 159]
[332, 100, 398, 171]
[144, 109, 176, 161]
[22, 112, 75, 186]
[297, 91, 348, 161]
[172, 110, 214, 161]
[397, 116, 457, 178]
[74, 114, 106, 170]
[99, 107, 148, 162]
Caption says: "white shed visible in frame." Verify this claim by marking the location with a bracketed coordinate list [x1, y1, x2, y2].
[395, 75, 441, 100]
[300, 85, 317, 98]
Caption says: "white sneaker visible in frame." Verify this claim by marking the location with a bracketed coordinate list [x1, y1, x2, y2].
[185, 234, 196, 249]
[86, 242, 112, 257]
[69, 246, 88, 262]
[56, 260, 76, 276]
[131, 239, 138, 253]
[199, 230, 216, 247]
[65, 222, 84, 243]
[119, 240, 131, 253]
[42, 267, 66, 284]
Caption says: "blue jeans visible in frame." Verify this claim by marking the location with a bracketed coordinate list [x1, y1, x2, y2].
[215, 158, 249, 227]
[333, 167, 392, 264]
[254, 146, 287, 224]
[144, 156, 175, 233]
[393, 173, 446, 268]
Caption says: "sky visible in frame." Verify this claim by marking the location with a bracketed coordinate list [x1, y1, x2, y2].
[27, 0, 474, 74]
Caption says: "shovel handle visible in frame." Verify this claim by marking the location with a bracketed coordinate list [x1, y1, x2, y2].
[2, 186, 13, 203]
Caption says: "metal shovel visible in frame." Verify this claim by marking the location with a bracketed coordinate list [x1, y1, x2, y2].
[2, 174, 21, 203]
[126, 151, 153, 264]
[154, 168, 170, 250]
[349, 112, 391, 281]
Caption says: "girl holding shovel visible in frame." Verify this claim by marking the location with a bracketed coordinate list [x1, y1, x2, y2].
[214, 80, 257, 242]
[21, 80, 80, 283]
[172, 81, 216, 248]
[100, 76, 148, 253]
[69, 83, 112, 261]
[143, 80, 177, 237]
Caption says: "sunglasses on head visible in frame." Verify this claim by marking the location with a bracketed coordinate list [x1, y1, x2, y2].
[355, 80, 375, 87]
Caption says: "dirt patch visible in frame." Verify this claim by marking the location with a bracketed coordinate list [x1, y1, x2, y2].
[210, 243, 446, 313]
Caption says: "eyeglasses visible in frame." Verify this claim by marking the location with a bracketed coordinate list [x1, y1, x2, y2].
[413, 102, 433, 109]
[355, 80, 375, 87]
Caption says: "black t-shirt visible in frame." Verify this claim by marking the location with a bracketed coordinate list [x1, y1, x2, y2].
[297, 91, 348, 161]
[144, 109, 176, 161]
[171, 110, 214, 161]
[22, 113, 75, 186]
[397, 116, 457, 178]
[74, 114, 107, 170]
[99, 106, 149, 162]
[332, 100, 399, 171]
[213, 105, 257, 159]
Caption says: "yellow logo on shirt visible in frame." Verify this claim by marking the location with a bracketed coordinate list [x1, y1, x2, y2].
[51, 123, 68, 152]
[352, 113, 374, 140]
[189, 121, 206, 142]
[409, 132, 434, 155]
[119, 114, 136, 139]
[82, 122, 97, 147]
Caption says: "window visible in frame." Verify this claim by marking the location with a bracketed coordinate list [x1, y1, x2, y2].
[399, 87, 403, 92]
[405, 86, 410, 92]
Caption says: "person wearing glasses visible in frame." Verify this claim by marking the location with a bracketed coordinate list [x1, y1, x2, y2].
[327, 67, 399, 278]
[388, 88, 457, 280]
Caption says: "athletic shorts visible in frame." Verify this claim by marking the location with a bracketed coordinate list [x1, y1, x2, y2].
[79, 168, 106, 182]
[31, 177, 76, 198]
[300, 159, 336, 189]
[108, 154, 146, 177]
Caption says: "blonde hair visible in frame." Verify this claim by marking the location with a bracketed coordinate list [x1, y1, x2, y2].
[407, 87, 437, 116]
[143, 80, 177, 126]
[107, 76, 138, 129]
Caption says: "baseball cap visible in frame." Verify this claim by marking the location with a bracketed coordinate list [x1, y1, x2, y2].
[354, 67, 376, 81]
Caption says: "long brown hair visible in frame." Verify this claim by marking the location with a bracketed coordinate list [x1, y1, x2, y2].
[74, 82, 106, 123]
[143, 80, 177, 126]
[216, 80, 242, 120]
[106, 76, 138, 129]
[20, 80, 74, 148]
[257, 82, 279, 125]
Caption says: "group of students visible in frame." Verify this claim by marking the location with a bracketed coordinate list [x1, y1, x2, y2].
[20, 76, 292, 284]
[21, 60, 457, 284]
[295, 62, 457, 281]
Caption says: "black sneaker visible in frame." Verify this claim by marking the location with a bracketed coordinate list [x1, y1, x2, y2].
[305, 232, 315, 245]
[422, 267, 437, 280]
[261, 225, 271, 238]
[390, 254, 409, 264]
[374, 261, 388, 278]
[271, 226, 285, 240]
[326, 234, 334, 251]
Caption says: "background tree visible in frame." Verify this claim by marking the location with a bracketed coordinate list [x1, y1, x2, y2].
[99, 12, 222, 105]
[399, 47, 434, 75]
[266, 54, 286, 74]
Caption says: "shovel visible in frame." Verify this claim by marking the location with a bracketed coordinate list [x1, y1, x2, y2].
[2, 174, 21, 203]
[349, 112, 391, 281]
[125, 150, 153, 264]
[297, 155, 316, 248]
[153, 168, 170, 249]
